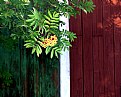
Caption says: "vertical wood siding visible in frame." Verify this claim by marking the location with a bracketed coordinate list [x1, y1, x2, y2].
[70, 1, 121, 97]
[0, 42, 59, 97]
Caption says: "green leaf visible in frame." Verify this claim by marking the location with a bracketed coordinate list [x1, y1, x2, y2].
[48, 10, 52, 18]
[44, 15, 50, 21]
[50, 26, 58, 29]
[53, 13, 59, 18]
[68, 32, 77, 41]
[26, 18, 34, 22]
[44, 24, 50, 28]
[28, 15, 34, 18]
[24, 43, 33, 48]
[39, 37, 44, 41]
[51, 17, 60, 21]
[50, 23, 59, 26]
[25, 40, 35, 43]
[33, 8, 40, 19]
[32, 47, 36, 54]
[79, 0, 95, 13]
[30, 20, 36, 26]
[36, 45, 42, 57]
[45, 46, 52, 55]
[50, 19, 59, 23]
[44, 20, 50, 25]
[33, 22, 38, 30]
[50, 48, 54, 58]
[55, 50, 58, 58]
[56, 48, 62, 52]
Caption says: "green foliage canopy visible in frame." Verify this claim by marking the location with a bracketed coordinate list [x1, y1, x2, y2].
[0, 0, 95, 58]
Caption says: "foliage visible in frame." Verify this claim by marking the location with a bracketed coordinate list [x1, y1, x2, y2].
[0, 0, 95, 96]
[0, 70, 13, 88]
[0, 33, 17, 51]
[0, 0, 95, 58]
[0, 42, 59, 97]
[0, 27, 59, 96]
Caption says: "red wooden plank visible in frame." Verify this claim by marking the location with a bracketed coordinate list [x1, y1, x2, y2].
[92, 0, 103, 37]
[69, 14, 82, 36]
[111, 0, 121, 97]
[82, 12, 93, 97]
[70, 1, 121, 97]
[70, 36, 83, 97]
[93, 37, 105, 97]
[103, 32, 115, 97]
[92, 1, 105, 97]
[93, 37, 99, 97]
[114, 28, 121, 97]
[113, 4, 121, 97]
[103, 3, 115, 97]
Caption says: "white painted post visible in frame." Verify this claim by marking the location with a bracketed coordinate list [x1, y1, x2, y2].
[59, 0, 70, 97]
[60, 16, 70, 97]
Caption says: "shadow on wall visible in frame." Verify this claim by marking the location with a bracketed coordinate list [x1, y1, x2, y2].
[94, 0, 121, 97]
[106, 0, 121, 5]
[97, 0, 121, 33]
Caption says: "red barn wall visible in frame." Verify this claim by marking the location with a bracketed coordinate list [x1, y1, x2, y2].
[70, 1, 121, 97]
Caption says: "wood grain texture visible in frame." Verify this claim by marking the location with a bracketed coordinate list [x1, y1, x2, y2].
[113, 3, 121, 97]
[70, 14, 83, 36]
[70, 1, 121, 97]
[93, 37, 104, 97]
[70, 36, 83, 97]
[82, 12, 93, 97]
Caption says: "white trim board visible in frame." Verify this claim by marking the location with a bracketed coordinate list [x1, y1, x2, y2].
[60, 16, 70, 97]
